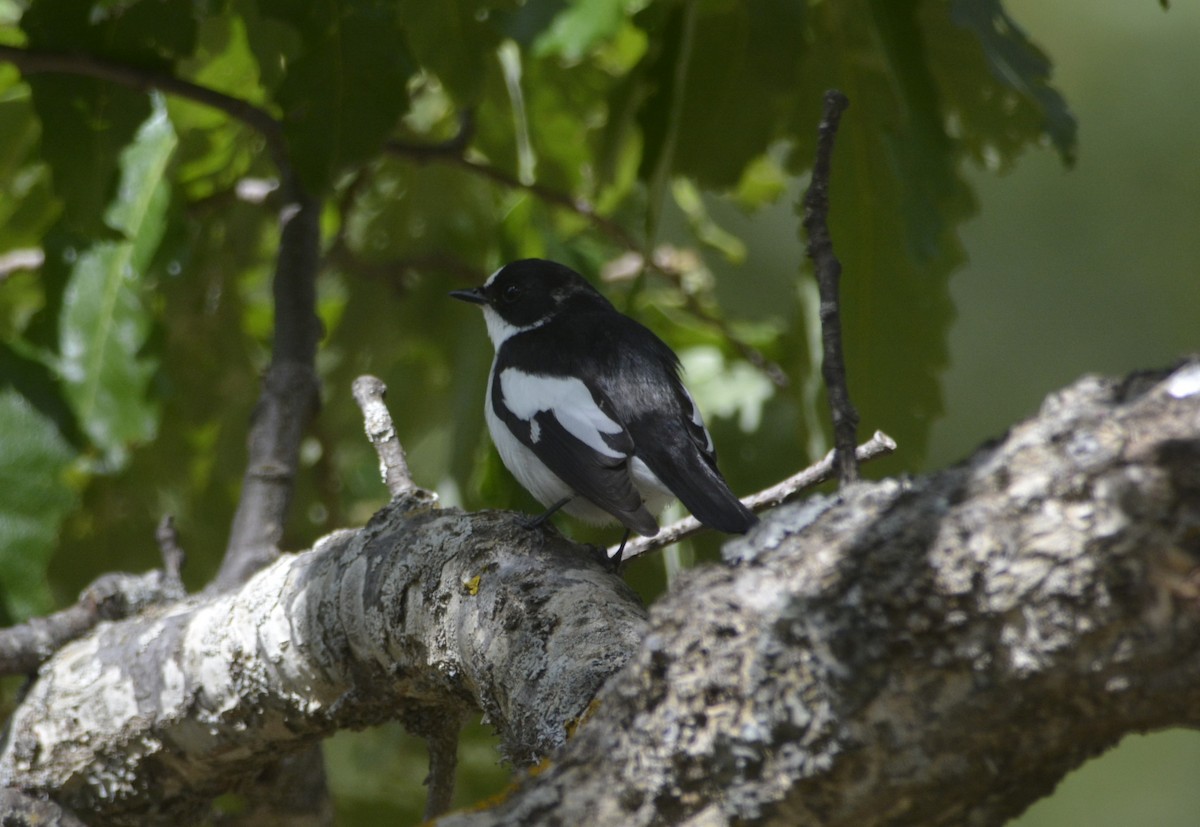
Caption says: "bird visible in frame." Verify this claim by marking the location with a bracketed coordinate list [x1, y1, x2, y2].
[450, 258, 756, 563]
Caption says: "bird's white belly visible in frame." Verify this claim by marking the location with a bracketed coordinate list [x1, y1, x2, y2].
[484, 366, 673, 525]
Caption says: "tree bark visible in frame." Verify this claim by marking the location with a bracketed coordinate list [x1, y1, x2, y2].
[2, 359, 1198, 826]
[0, 508, 646, 824]
[436, 359, 1200, 826]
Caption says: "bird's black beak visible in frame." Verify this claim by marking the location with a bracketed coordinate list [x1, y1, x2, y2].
[449, 287, 487, 305]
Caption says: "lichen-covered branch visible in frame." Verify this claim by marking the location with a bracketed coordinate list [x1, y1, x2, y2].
[437, 359, 1200, 827]
[0, 510, 647, 825]
[3, 360, 1197, 826]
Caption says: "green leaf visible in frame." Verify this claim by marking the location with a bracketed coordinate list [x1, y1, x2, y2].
[397, 0, 502, 106]
[0, 82, 58, 247]
[0, 388, 79, 621]
[169, 13, 265, 198]
[22, 0, 197, 68]
[672, 178, 746, 263]
[635, 0, 808, 190]
[949, 0, 1077, 164]
[58, 101, 175, 467]
[534, 0, 627, 62]
[266, 0, 414, 191]
[0, 343, 85, 448]
[733, 152, 789, 210]
[25, 75, 150, 236]
[780, 0, 973, 470]
[19, 0, 196, 231]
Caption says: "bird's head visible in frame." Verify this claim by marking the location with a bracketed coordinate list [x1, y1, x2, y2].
[450, 259, 608, 348]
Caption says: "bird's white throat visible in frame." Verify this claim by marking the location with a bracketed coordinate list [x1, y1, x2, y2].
[482, 306, 546, 350]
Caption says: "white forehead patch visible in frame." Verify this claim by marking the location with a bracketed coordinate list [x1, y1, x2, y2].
[483, 265, 505, 287]
[499, 368, 626, 460]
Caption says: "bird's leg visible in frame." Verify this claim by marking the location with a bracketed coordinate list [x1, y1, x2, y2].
[520, 497, 572, 530]
[607, 529, 631, 570]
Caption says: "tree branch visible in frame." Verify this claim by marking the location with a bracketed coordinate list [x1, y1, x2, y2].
[434, 358, 1200, 826]
[0, 569, 184, 676]
[0, 506, 646, 823]
[802, 89, 859, 484]
[3, 360, 1197, 824]
[0, 45, 287, 175]
[384, 139, 787, 387]
[213, 191, 323, 591]
[352, 375, 438, 508]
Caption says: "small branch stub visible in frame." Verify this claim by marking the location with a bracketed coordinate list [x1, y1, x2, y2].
[802, 89, 860, 485]
[352, 375, 437, 508]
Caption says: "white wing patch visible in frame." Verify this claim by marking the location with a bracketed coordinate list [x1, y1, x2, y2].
[683, 387, 715, 453]
[499, 368, 626, 460]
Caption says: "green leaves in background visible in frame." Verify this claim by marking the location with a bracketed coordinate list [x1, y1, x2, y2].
[258, 0, 414, 192]
[949, 0, 1077, 164]
[58, 101, 174, 468]
[0, 0, 1095, 815]
[0, 388, 78, 620]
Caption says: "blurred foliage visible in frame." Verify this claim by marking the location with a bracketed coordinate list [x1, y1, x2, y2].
[3, 0, 1188, 823]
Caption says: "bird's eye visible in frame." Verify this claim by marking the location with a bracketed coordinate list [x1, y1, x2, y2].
[502, 284, 521, 303]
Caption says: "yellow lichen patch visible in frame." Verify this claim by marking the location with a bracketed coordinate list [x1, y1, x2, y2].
[565, 697, 603, 739]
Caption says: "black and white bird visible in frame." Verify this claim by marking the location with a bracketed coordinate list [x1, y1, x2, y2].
[451, 258, 756, 562]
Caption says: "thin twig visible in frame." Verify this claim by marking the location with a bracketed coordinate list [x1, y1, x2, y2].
[155, 515, 186, 593]
[385, 136, 787, 387]
[616, 430, 896, 561]
[352, 375, 438, 508]
[802, 90, 858, 484]
[387, 137, 640, 250]
[0, 45, 288, 175]
[0, 569, 186, 676]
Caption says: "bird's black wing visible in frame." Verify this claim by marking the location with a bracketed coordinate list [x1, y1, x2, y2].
[593, 318, 758, 535]
[491, 365, 659, 536]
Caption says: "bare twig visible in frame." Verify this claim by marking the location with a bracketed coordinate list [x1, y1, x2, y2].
[0, 569, 185, 676]
[386, 135, 786, 387]
[352, 375, 438, 508]
[616, 430, 896, 561]
[385, 135, 638, 251]
[155, 514, 186, 592]
[801, 90, 859, 485]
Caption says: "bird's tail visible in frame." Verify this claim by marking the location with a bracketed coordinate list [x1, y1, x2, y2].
[642, 439, 757, 535]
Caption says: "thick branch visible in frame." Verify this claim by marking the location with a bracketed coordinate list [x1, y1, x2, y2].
[4, 360, 1197, 825]
[437, 358, 1200, 826]
[214, 193, 323, 590]
[0, 509, 646, 824]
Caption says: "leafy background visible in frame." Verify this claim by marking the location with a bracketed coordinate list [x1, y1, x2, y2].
[0, 0, 1196, 823]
